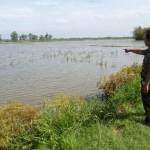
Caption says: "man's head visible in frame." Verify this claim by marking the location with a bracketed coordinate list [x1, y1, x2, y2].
[144, 29, 150, 47]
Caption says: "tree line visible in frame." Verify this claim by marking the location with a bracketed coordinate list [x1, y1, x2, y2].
[0, 31, 53, 42]
[0, 27, 149, 42]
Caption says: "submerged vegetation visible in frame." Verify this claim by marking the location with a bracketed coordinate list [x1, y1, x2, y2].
[1, 64, 150, 150]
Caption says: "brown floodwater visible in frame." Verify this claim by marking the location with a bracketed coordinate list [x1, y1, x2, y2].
[0, 39, 145, 104]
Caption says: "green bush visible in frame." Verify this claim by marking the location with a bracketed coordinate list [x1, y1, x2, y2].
[109, 75, 141, 115]
[97, 64, 141, 96]
[133, 26, 150, 40]
[133, 26, 145, 40]
[97, 65, 142, 121]
[11, 96, 105, 150]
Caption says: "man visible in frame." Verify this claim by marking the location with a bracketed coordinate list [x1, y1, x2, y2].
[124, 29, 150, 126]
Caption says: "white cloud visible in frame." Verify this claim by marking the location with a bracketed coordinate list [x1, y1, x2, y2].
[33, 1, 61, 7]
[0, 7, 34, 20]
[0, 0, 150, 38]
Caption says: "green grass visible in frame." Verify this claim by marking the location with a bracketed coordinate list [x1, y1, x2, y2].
[1, 65, 150, 150]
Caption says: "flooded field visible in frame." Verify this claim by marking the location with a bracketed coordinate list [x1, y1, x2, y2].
[0, 39, 145, 104]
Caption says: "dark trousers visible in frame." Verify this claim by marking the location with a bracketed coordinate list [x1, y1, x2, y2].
[141, 76, 150, 122]
[141, 90, 150, 122]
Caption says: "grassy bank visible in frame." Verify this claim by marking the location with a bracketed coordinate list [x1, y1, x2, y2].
[1, 64, 150, 150]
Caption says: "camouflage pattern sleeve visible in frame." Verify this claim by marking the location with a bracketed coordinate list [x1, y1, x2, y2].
[142, 49, 148, 55]
[145, 54, 150, 74]
[141, 48, 150, 77]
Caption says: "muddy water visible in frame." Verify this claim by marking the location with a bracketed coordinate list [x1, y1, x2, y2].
[0, 39, 145, 104]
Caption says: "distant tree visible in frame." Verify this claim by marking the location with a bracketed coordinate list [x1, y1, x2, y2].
[11, 31, 18, 41]
[28, 33, 38, 41]
[48, 34, 52, 40]
[19, 34, 28, 41]
[32, 34, 38, 41]
[39, 35, 45, 41]
[45, 33, 49, 40]
[133, 26, 145, 40]
[0, 34, 2, 41]
[45, 33, 52, 41]
[28, 33, 33, 41]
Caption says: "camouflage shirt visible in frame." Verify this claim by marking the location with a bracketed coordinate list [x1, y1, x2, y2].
[141, 47, 150, 78]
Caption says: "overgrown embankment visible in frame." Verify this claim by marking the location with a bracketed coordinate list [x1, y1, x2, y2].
[1, 64, 150, 150]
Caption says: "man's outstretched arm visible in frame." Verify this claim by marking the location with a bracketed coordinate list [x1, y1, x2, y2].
[124, 49, 145, 55]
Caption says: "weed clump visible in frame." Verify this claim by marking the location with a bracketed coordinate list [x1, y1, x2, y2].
[0, 103, 37, 149]
[11, 96, 106, 149]
[97, 64, 141, 96]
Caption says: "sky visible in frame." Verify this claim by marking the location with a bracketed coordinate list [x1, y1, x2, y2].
[0, 0, 150, 38]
